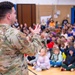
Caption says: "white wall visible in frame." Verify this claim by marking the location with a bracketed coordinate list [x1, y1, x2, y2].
[0, 0, 16, 4]
[0, 0, 75, 5]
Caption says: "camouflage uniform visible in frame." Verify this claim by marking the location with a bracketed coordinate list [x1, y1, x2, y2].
[0, 24, 42, 75]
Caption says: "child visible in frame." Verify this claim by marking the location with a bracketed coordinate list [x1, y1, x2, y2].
[47, 36, 55, 59]
[73, 42, 75, 55]
[26, 53, 38, 66]
[59, 42, 66, 61]
[49, 19, 55, 29]
[32, 47, 50, 71]
[61, 49, 75, 71]
[73, 42, 75, 50]
[50, 47, 63, 67]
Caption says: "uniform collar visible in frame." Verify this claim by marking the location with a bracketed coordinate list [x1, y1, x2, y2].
[0, 24, 11, 30]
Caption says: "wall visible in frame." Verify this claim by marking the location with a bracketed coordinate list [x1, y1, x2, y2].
[0, 0, 75, 5]
[36, 5, 73, 24]
[0, 0, 74, 24]
[0, 0, 16, 3]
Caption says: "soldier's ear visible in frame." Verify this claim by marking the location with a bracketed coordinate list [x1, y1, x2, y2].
[6, 13, 11, 20]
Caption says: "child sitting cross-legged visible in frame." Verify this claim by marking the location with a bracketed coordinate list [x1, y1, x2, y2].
[26, 53, 38, 66]
[50, 47, 63, 67]
[32, 47, 50, 71]
[61, 49, 75, 71]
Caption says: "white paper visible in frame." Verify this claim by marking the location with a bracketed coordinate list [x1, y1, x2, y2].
[40, 15, 52, 22]
[54, 14, 58, 18]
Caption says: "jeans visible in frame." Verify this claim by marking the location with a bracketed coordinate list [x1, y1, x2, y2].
[50, 60, 62, 67]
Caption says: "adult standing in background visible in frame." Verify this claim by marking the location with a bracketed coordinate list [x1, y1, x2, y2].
[62, 17, 68, 28]
[0, 1, 42, 75]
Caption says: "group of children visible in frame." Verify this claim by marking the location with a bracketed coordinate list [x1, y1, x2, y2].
[26, 42, 75, 72]
[12, 18, 75, 72]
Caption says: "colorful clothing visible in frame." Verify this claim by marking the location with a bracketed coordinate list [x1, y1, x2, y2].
[50, 51, 63, 67]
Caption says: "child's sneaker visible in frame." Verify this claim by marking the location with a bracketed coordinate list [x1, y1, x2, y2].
[54, 65, 57, 67]
[50, 65, 53, 67]
[61, 68, 66, 71]
[71, 68, 74, 72]
[32, 66, 36, 70]
[35, 68, 42, 72]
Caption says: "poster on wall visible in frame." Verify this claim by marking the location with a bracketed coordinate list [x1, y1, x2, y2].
[54, 14, 58, 18]
[40, 15, 52, 23]
[56, 10, 60, 16]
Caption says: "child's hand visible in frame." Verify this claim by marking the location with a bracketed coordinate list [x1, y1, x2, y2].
[68, 64, 72, 67]
[63, 59, 65, 62]
[33, 62, 36, 66]
[27, 61, 30, 64]
[47, 48, 49, 51]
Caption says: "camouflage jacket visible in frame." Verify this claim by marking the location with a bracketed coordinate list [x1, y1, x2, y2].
[0, 24, 42, 75]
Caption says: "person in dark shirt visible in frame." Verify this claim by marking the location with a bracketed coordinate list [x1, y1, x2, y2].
[61, 49, 75, 71]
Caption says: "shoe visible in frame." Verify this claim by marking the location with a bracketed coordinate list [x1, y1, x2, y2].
[61, 68, 66, 71]
[32, 66, 36, 70]
[35, 68, 42, 72]
[50, 65, 53, 67]
[71, 68, 74, 72]
[54, 65, 57, 67]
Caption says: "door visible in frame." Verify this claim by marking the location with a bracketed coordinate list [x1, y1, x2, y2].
[17, 4, 36, 27]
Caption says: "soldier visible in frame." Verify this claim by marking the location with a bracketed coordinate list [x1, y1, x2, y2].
[0, 1, 42, 75]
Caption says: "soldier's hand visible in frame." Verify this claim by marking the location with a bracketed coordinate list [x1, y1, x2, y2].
[29, 24, 41, 34]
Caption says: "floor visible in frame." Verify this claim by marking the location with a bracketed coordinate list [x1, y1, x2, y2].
[28, 66, 75, 75]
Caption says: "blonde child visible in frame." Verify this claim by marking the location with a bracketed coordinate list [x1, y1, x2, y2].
[32, 47, 50, 71]
[50, 47, 63, 67]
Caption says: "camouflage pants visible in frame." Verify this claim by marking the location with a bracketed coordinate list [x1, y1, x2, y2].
[0, 58, 29, 75]
[1, 65, 29, 75]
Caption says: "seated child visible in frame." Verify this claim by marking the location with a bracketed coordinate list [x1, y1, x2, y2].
[61, 49, 75, 71]
[50, 47, 63, 67]
[60, 42, 66, 61]
[32, 47, 50, 71]
[26, 53, 38, 66]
